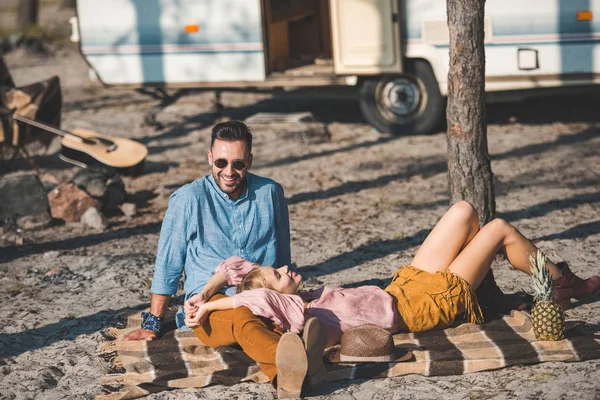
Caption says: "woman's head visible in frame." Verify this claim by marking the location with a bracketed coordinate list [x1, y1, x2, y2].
[238, 265, 302, 294]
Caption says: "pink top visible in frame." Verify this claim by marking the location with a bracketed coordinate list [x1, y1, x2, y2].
[216, 257, 399, 346]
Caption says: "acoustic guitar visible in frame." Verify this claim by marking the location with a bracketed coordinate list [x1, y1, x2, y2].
[1, 109, 148, 175]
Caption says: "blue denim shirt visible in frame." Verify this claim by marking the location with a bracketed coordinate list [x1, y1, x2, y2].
[150, 173, 291, 328]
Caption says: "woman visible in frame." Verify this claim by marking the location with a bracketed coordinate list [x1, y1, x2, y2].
[184, 201, 600, 346]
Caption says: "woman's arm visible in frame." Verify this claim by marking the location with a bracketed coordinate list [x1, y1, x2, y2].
[183, 271, 228, 315]
[184, 256, 257, 315]
[187, 288, 307, 334]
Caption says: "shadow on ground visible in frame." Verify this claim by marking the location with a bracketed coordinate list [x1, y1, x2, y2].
[0, 221, 161, 263]
[0, 305, 147, 359]
[487, 92, 600, 126]
[0, 294, 184, 359]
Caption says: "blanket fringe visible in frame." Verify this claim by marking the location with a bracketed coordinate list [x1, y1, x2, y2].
[98, 341, 118, 353]
[101, 328, 124, 341]
[98, 354, 126, 375]
[100, 375, 126, 385]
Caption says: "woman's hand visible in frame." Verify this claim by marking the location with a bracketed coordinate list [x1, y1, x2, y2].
[185, 303, 211, 329]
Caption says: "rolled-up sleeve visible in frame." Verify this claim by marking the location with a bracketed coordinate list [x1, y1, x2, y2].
[215, 256, 260, 285]
[273, 183, 291, 267]
[150, 189, 196, 295]
[233, 289, 306, 333]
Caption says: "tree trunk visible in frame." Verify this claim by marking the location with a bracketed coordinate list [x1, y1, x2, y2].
[17, 0, 39, 32]
[446, 0, 495, 225]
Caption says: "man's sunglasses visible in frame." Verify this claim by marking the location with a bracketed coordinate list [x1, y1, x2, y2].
[213, 159, 247, 171]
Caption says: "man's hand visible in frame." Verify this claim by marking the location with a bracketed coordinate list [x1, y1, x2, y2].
[118, 328, 157, 341]
[185, 304, 211, 329]
[184, 292, 208, 316]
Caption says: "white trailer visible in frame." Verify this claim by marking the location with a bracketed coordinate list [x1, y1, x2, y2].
[73, 0, 600, 134]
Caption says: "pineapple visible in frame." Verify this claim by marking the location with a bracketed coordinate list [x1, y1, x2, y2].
[530, 250, 565, 341]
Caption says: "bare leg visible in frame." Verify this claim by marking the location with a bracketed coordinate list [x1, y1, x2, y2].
[411, 201, 481, 273]
[447, 218, 561, 288]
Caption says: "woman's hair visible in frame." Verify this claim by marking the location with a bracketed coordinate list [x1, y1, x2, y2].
[237, 267, 268, 293]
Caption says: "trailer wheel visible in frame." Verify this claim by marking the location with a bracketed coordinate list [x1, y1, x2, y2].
[359, 60, 444, 135]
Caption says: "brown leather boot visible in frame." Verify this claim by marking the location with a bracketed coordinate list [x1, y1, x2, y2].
[276, 332, 307, 399]
[302, 317, 327, 387]
[553, 262, 600, 310]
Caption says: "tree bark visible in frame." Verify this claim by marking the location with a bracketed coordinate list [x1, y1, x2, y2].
[446, 0, 495, 225]
[17, 0, 39, 32]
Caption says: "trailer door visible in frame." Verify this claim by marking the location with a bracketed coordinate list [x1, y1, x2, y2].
[330, 0, 402, 75]
[77, 0, 265, 86]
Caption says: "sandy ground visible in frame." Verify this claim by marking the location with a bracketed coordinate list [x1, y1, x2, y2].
[1, 4, 600, 400]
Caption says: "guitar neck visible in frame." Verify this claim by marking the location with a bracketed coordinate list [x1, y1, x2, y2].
[11, 114, 85, 143]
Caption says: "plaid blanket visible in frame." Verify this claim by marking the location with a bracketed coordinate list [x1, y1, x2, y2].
[96, 309, 600, 399]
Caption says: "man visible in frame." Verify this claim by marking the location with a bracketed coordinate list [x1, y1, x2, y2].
[122, 121, 324, 398]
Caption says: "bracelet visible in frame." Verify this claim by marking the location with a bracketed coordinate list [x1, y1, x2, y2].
[141, 311, 163, 335]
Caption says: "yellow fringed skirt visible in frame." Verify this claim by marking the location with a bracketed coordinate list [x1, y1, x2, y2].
[385, 265, 484, 333]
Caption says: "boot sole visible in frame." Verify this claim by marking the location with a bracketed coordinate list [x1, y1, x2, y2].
[276, 333, 307, 399]
[303, 317, 327, 386]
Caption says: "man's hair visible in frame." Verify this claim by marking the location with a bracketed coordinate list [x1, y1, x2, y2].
[211, 120, 253, 153]
[237, 268, 268, 293]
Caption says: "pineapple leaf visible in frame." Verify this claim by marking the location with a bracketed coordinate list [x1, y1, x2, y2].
[529, 250, 554, 302]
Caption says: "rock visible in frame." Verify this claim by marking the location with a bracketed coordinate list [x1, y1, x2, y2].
[16, 213, 52, 230]
[119, 202, 137, 217]
[2, 231, 24, 246]
[40, 173, 59, 186]
[48, 183, 101, 222]
[72, 168, 110, 197]
[41, 180, 58, 194]
[40, 173, 60, 192]
[80, 207, 108, 230]
[42, 251, 60, 259]
[0, 174, 52, 226]
[85, 179, 107, 197]
[103, 176, 127, 210]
